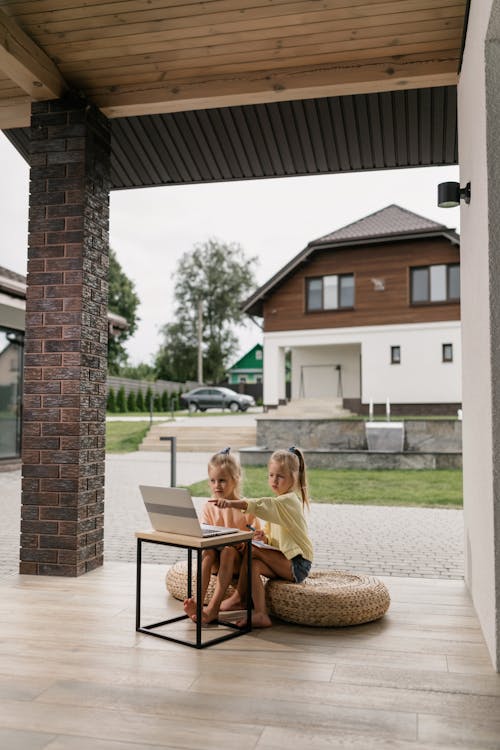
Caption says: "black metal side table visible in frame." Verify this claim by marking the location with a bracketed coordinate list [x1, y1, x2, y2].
[135, 529, 253, 649]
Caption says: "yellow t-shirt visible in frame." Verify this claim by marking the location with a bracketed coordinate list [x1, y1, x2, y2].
[244, 492, 313, 562]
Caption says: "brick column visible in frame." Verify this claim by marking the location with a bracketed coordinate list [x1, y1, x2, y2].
[20, 95, 111, 576]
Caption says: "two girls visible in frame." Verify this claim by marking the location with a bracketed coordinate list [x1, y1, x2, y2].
[211, 446, 313, 628]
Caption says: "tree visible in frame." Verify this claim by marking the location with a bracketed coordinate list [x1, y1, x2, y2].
[127, 390, 137, 412]
[136, 389, 145, 412]
[155, 238, 257, 383]
[119, 362, 156, 380]
[107, 387, 116, 413]
[107, 247, 140, 374]
[116, 386, 127, 413]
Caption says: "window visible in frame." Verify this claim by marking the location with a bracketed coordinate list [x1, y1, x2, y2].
[442, 343, 453, 362]
[391, 346, 401, 364]
[410, 264, 460, 303]
[255, 349, 262, 360]
[306, 274, 354, 311]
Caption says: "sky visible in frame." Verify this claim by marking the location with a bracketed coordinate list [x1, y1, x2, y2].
[0, 131, 460, 367]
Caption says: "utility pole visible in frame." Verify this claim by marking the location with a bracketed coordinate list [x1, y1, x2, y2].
[197, 300, 203, 384]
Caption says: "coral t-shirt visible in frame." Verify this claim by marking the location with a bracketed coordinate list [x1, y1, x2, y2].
[201, 501, 260, 531]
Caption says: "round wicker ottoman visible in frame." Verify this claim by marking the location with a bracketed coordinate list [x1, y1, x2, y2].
[265, 570, 390, 627]
[165, 560, 235, 604]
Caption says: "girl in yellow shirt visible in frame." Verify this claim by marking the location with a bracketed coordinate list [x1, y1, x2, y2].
[211, 446, 313, 628]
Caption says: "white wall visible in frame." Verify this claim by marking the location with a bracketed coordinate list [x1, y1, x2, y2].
[361, 323, 461, 404]
[263, 321, 461, 407]
[459, 0, 499, 670]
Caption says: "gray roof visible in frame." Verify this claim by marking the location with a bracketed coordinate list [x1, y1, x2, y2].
[0, 265, 128, 330]
[0, 265, 26, 298]
[243, 204, 459, 317]
[312, 205, 448, 245]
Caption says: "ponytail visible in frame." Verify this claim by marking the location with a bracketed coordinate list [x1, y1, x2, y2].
[270, 446, 310, 510]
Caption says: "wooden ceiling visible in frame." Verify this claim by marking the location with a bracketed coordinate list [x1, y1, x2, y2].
[0, 1, 468, 190]
[0, 0, 469, 130]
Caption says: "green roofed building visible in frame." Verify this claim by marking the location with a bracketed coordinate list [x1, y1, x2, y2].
[227, 344, 263, 386]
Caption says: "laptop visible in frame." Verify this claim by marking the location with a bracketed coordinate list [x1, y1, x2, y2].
[139, 485, 240, 538]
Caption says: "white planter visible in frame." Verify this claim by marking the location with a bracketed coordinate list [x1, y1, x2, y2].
[365, 422, 404, 452]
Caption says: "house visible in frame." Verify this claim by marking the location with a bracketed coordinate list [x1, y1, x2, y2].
[226, 344, 263, 386]
[0, 264, 127, 461]
[242, 205, 461, 415]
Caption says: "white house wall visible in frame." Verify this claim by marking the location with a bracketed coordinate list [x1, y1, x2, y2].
[361, 323, 461, 404]
[458, 0, 499, 669]
[264, 321, 461, 407]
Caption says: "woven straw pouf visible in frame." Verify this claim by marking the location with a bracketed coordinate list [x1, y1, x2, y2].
[265, 570, 390, 627]
[165, 560, 235, 604]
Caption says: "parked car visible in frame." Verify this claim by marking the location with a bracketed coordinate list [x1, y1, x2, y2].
[181, 386, 255, 413]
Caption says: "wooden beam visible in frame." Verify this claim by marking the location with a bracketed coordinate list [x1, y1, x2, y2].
[0, 95, 30, 128]
[0, 8, 67, 100]
[96, 56, 459, 119]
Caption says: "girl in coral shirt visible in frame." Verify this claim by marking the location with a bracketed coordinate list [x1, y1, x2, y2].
[183, 447, 260, 624]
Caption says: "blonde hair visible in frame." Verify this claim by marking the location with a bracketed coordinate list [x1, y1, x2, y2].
[207, 447, 242, 497]
[269, 446, 309, 509]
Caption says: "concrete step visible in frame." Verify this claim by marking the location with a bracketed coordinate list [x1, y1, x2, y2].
[139, 424, 257, 452]
[266, 398, 354, 419]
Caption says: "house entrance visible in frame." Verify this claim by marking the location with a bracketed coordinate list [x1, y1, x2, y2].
[298, 364, 343, 399]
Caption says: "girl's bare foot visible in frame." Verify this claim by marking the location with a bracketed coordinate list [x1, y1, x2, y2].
[236, 612, 272, 628]
[219, 593, 244, 611]
[183, 598, 217, 624]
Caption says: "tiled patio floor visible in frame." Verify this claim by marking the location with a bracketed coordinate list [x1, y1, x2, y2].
[0, 561, 498, 750]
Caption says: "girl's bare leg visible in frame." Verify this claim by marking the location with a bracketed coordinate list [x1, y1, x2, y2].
[234, 547, 294, 628]
[220, 545, 249, 611]
[202, 545, 240, 622]
[183, 548, 217, 622]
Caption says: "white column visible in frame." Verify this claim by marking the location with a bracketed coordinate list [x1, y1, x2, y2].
[458, 0, 499, 670]
[278, 346, 287, 403]
[262, 338, 280, 407]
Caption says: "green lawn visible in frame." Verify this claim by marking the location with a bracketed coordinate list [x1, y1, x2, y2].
[105, 422, 463, 507]
[105, 421, 150, 453]
[188, 467, 463, 508]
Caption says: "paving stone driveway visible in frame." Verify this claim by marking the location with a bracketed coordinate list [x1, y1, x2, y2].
[0, 450, 463, 579]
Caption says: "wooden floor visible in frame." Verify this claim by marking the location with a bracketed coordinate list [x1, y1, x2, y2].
[0, 562, 499, 750]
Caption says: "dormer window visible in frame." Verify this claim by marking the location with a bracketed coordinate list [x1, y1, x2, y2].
[306, 274, 354, 312]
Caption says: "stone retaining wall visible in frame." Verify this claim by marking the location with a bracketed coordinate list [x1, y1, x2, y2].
[255, 418, 462, 453]
[240, 448, 462, 470]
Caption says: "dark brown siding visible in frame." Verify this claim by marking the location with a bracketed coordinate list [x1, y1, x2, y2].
[263, 237, 460, 332]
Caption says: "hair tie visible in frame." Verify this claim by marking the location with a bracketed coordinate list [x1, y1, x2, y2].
[288, 445, 303, 469]
[218, 447, 231, 455]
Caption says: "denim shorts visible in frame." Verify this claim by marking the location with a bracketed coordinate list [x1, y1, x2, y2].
[291, 554, 312, 583]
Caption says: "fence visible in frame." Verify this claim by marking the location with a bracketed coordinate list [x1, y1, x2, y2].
[106, 376, 199, 397]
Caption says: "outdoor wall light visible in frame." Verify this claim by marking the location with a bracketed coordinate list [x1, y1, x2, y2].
[437, 181, 471, 208]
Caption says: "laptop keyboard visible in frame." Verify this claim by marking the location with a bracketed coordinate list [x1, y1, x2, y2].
[200, 524, 239, 537]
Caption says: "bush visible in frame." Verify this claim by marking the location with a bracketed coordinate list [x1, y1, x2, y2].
[107, 387, 116, 413]
[161, 390, 169, 411]
[145, 386, 153, 412]
[136, 389, 144, 411]
[153, 393, 161, 411]
[127, 390, 137, 412]
[116, 386, 127, 413]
